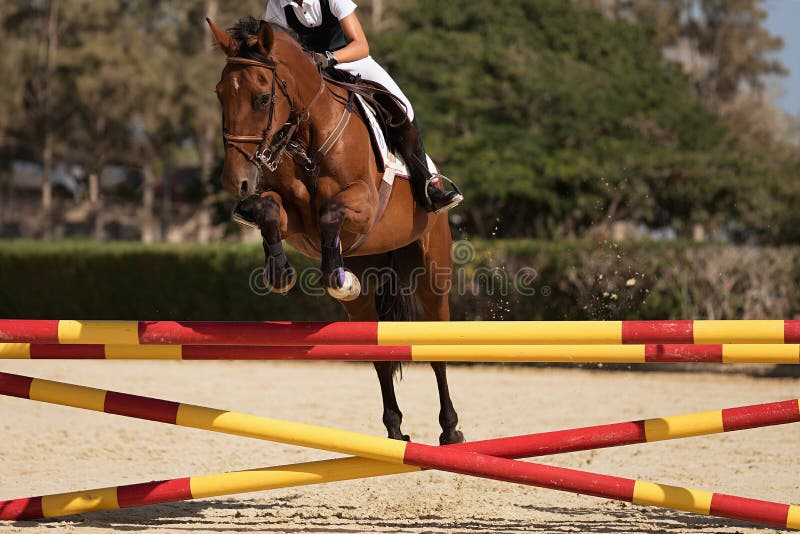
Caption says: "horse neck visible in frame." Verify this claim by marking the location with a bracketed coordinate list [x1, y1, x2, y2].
[275, 45, 325, 116]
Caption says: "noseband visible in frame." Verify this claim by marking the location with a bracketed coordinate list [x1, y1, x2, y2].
[222, 56, 324, 173]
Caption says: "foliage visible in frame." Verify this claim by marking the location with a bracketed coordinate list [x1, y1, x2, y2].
[2, 239, 799, 321]
[600, 0, 788, 106]
[372, 0, 798, 241]
[0, 0, 797, 243]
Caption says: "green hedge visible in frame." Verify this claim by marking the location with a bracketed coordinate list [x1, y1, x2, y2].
[1, 239, 798, 320]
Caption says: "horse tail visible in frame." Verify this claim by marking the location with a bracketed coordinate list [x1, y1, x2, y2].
[374, 252, 414, 380]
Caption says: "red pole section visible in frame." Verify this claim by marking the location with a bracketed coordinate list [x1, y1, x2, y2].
[402, 443, 797, 529]
[138, 321, 380, 345]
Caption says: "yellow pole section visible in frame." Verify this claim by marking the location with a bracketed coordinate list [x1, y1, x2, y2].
[789, 507, 800, 530]
[104, 345, 182, 359]
[42, 487, 119, 518]
[189, 457, 419, 498]
[693, 320, 784, 344]
[632, 481, 713, 515]
[411, 344, 645, 362]
[722, 344, 800, 364]
[57, 321, 140, 345]
[379, 321, 623, 345]
[0, 343, 30, 358]
[644, 410, 724, 441]
[29, 379, 107, 412]
[175, 406, 408, 464]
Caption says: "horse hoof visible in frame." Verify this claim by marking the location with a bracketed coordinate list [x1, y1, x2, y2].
[439, 430, 464, 445]
[326, 270, 361, 301]
[264, 267, 297, 294]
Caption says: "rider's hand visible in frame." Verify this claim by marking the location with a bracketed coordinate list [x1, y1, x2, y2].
[311, 51, 337, 69]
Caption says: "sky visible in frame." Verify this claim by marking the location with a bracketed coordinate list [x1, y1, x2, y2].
[764, 0, 800, 115]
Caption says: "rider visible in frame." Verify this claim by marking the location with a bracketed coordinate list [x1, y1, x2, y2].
[264, 0, 463, 213]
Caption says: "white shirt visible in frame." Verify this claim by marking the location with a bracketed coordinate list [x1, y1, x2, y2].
[263, 0, 416, 120]
[264, 0, 357, 30]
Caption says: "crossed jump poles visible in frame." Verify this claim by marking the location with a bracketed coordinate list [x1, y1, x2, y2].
[1, 320, 799, 529]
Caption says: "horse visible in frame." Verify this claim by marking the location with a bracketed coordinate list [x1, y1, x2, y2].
[208, 17, 463, 445]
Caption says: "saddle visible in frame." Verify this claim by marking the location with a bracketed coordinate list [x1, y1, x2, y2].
[322, 68, 419, 167]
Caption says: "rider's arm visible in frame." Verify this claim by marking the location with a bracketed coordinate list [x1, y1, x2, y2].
[331, 12, 369, 64]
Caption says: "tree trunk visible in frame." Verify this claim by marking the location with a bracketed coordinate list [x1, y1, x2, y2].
[89, 172, 99, 205]
[41, 135, 53, 214]
[160, 167, 171, 240]
[141, 162, 158, 243]
[197, 123, 216, 243]
[371, 0, 383, 33]
[88, 171, 103, 240]
[196, 0, 220, 244]
[41, 0, 59, 237]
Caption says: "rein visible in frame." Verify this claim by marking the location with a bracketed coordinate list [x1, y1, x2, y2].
[222, 55, 352, 195]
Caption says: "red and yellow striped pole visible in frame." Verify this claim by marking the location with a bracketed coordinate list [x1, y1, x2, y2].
[2, 320, 800, 345]
[1, 372, 798, 528]
[1, 342, 799, 363]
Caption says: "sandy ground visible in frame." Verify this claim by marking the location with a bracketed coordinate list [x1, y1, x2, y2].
[0, 360, 798, 534]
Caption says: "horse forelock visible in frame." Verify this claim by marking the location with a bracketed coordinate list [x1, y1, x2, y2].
[227, 16, 300, 63]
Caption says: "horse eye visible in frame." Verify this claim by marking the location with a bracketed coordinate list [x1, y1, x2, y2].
[257, 94, 271, 109]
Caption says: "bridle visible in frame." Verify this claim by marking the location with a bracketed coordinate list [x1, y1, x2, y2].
[222, 56, 325, 174]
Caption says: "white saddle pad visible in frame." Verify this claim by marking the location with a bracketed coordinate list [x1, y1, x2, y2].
[356, 95, 438, 178]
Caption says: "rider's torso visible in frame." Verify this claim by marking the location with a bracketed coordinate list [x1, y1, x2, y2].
[284, 0, 350, 52]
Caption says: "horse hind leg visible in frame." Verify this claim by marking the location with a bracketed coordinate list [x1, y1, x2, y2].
[373, 263, 415, 441]
[411, 215, 464, 445]
[430, 362, 463, 445]
[374, 361, 409, 441]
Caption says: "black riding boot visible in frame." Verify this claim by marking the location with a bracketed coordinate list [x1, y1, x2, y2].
[408, 119, 463, 213]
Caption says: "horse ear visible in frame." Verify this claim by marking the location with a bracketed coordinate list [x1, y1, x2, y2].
[256, 20, 275, 55]
[206, 17, 238, 56]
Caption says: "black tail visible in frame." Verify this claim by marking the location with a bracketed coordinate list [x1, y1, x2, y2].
[375, 253, 415, 380]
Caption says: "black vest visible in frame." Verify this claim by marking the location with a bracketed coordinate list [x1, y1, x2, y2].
[284, 0, 350, 52]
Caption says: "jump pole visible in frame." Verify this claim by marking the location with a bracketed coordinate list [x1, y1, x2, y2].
[1, 342, 799, 363]
[2, 320, 800, 345]
[1, 372, 798, 528]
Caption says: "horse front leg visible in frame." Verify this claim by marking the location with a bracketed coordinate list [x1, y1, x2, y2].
[318, 182, 373, 301]
[253, 192, 296, 294]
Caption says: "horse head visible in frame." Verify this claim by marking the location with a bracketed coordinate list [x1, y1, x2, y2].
[208, 17, 303, 199]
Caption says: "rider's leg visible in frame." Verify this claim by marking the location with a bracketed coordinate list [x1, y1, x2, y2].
[407, 117, 463, 213]
[335, 57, 416, 119]
[336, 57, 463, 213]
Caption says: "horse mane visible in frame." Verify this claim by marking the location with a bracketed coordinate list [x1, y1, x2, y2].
[227, 16, 299, 62]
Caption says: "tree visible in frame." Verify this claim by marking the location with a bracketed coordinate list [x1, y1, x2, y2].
[2, 0, 67, 234]
[582, 0, 787, 107]
[167, 0, 263, 242]
[374, 0, 741, 238]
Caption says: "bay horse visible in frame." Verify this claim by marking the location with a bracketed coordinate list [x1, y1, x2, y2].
[208, 17, 463, 445]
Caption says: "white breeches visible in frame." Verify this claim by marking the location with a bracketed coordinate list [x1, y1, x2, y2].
[335, 56, 415, 121]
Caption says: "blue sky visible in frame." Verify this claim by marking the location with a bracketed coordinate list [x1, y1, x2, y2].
[764, 0, 799, 114]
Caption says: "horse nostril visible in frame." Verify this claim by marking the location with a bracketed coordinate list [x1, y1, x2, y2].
[239, 180, 250, 197]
